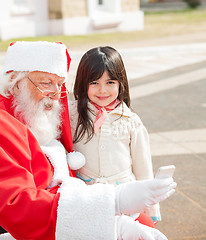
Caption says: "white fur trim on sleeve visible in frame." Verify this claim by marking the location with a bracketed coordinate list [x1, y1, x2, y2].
[4, 41, 68, 79]
[41, 139, 70, 188]
[56, 177, 116, 240]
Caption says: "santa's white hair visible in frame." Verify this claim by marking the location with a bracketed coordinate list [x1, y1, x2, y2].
[7, 74, 62, 145]
[0, 71, 28, 97]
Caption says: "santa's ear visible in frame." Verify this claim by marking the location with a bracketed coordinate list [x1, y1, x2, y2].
[10, 72, 17, 80]
[13, 80, 21, 96]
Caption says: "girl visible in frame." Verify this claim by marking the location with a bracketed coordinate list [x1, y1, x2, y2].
[69, 46, 161, 227]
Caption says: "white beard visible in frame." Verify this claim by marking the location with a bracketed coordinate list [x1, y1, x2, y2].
[13, 80, 62, 146]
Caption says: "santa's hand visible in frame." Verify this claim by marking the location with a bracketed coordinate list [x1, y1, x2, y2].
[115, 178, 176, 215]
[116, 215, 168, 240]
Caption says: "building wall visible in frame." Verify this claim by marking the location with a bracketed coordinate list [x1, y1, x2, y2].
[0, 0, 144, 40]
[122, 0, 140, 11]
[48, 0, 63, 19]
[62, 0, 87, 18]
[0, 0, 49, 40]
[48, 0, 88, 19]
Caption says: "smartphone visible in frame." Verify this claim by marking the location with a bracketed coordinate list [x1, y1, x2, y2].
[155, 165, 175, 179]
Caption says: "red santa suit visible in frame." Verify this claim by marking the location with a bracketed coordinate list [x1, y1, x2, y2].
[0, 94, 115, 240]
[0, 41, 115, 240]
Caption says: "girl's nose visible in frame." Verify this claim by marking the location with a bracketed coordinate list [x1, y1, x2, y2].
[99, 84, 106, 93]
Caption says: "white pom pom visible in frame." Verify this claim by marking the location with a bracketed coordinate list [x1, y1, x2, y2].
[67, 151, 86, 170]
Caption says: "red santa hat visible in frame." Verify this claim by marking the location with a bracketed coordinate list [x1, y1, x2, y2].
[4, 41, 71, 79]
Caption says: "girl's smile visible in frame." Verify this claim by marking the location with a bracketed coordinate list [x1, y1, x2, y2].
[97, 96, 109, 100]
[88, 71, 119, 107]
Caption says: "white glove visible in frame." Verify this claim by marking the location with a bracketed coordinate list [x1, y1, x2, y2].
[116, 214, 168, 240]
[115, 178, 176, 215]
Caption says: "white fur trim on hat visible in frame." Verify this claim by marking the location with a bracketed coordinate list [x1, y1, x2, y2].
[4, 41, 70, 79]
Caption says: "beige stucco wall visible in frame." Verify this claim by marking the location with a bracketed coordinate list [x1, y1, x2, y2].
[49, 0, 140, 19]
[49, 0, 87, 19]
[48, 0, 62, 19]
[62, 0, 87, 18]
[122, 0, 140, 12]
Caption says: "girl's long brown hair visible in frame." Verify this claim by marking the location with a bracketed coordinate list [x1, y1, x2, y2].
[73, 46, 130, 143]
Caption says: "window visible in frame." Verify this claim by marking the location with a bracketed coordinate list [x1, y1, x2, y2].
[97, 0, 105, 10]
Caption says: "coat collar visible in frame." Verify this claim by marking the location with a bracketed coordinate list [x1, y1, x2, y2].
[88, 101, 132, 118]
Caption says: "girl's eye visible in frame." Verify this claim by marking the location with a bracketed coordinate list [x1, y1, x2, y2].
[90, 81, 97, 85]
[107, 81, 116, 84]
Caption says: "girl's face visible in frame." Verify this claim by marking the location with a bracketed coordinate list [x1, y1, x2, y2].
[88, 71, 119, 107]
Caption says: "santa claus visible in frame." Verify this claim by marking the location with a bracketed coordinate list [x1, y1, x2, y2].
[0, 41, 176, 240]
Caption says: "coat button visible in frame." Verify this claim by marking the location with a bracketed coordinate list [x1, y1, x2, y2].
[100, 144, 105, 150]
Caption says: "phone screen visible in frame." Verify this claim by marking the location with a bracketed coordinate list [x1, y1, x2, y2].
[155, 165, 175, 179]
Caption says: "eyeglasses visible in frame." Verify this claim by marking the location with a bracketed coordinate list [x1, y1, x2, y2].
[27, 76, 69, 98]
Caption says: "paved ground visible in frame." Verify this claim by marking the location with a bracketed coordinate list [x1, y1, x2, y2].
[122, 34, 206, 239]
[130, 60, 206, 240]
[126, 36, 206, 239]
[0, 31, 206, 239]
